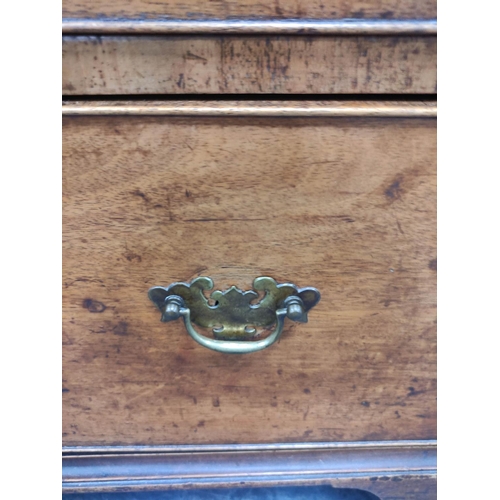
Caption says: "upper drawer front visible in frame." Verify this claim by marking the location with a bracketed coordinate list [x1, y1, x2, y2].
[63, 1, 437, 95]
[63, 0, 436, 20]
[62, 35, 437, 95]
[62, 101, 436, 447]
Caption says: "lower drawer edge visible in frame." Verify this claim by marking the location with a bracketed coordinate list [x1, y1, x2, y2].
[62, 439, 437, 499]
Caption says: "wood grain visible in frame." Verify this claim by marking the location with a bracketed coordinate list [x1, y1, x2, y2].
[62, 36, 437, 95]
[63, 112, 436, 446]
[62, 0, 436, 20]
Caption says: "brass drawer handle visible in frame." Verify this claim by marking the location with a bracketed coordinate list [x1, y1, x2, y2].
[148, 277, 320, 354]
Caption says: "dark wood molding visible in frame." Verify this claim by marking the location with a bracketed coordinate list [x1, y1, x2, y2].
[63, 440, 436, 498]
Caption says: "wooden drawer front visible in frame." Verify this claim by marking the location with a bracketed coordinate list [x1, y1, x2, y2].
[62, 103, 436, 446]
[63, 35, 437, 95]
[63, 0, 436, 20]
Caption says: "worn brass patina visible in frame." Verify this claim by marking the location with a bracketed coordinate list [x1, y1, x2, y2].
[148, 277, 320, 354]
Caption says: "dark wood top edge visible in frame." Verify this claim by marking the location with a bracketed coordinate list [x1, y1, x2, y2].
[62, 442, 436, 493]
[63, 439, 437, 455]
[62, 18, 437, 35]
[62, 101, 437, 117]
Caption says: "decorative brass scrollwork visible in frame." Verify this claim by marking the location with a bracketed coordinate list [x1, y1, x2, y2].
[148, 277, 320, 354]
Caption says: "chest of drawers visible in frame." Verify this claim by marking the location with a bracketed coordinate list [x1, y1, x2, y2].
[62, 2, 437, 498]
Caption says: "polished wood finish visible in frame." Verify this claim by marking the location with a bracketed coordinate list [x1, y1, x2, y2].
[62, 108, 436, 446]
[62, 100, 437, 117]
[62, 19, 437, 35]
[63, 0, 436, 21]
[63, 36, 436, 95]
[63, 440, 436, 500]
